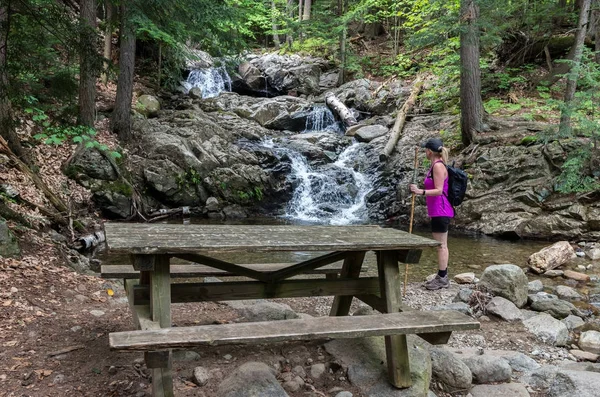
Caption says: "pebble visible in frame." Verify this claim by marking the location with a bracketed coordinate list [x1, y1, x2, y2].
[89, 310, 105, 317]
[71, 326, 82, 332]
[223, 354, 232, 361]
[10, 287, 18, 294]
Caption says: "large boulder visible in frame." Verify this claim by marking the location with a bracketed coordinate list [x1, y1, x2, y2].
[430, 348, 472, 393]
[143, 159, 206, 206]
[479, 264, 528, 308]
[65, 147, 118, 183]
[523, 313, 568, 346]
[136, 95, 161, 117]
[522, 366, 600, 397]
[92, 187, 133, 219]
[0, 220, 20, 257]
[461, 355, 512, 384]
[185, 49, 214, 69]
[528, 292, 577, 319]
[325, 335, 431, 397]
[324, 79, 411, 115]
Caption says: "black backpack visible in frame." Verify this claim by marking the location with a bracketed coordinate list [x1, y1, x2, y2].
[446, 162, 468, 206]
[432, 161, 468, 207]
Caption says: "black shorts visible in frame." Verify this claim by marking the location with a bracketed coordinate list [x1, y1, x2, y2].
[431, 217, 451, 233]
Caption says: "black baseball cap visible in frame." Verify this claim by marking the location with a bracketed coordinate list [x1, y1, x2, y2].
[421, 138, 443, 152]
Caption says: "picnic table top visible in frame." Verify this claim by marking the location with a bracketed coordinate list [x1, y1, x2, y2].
[103, 223, 439, 255]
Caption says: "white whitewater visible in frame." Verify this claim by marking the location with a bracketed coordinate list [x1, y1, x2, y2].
[182, 66, 232, 98]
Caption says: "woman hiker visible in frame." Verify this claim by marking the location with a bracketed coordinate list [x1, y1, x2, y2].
[409, 137, 454, 290]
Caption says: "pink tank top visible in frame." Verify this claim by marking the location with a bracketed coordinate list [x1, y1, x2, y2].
[424, 161, 454, 218]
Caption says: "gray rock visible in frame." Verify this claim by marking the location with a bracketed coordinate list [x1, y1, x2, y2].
[185, 49, 214, 69]
[92, 189, 133, 219]
[205, 197, 220, 212]
[528, 293, 576, 319]
[584, 244, 600, 260]
[217, 361, 288, 397]
[310, 363, 325, 379]
[430, 348, 472, 392]
[522, 366, 600, 397]
[562, 315, 585, 331]
[528, 280, 544, 294]
[453, 288, 474, 303]
[554, 285, 583, 301]
[579, 331, 600, 354]
[479, 264, 528, 308]
[0, 221, 20, 258]
[136, 95, 161, 117]
[325, 335, 431, 397]
[334, 392, 353, 397]
[430, 302, 471, 315]
[173, 350, 201, 361]
[66, 147, 118, 182]
[486, 296, 524, 322]
[223, 204, 248, 219]
[353, 125, 388, 143]
[189, 87, 203, 99]
[238, 301, 299, 322]
[523, 313, 568, 346]
[461, 355, 512, 384]
[89, 310, 105, 317]
[469, 383, 530, 397]
[502, 352, 541, 372]
[193, 366, 211, 386]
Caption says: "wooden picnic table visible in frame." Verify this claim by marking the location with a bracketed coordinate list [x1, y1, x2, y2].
[103, 223, 479, 397]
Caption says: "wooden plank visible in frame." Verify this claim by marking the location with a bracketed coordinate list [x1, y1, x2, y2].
[133, 278, 381, 304]
[103, 224, 440, 254]
[101, 262, 362, 279]
[109, 310, 480, 351]
[267, 251, 350, 282]
[149, 255, 173, 397]
[378, 250, 411, 388]
[172, 253, 270, 282]
[330, 252, 366, 316]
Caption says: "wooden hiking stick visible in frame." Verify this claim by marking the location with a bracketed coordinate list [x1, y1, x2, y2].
[404, 146, 419, 296]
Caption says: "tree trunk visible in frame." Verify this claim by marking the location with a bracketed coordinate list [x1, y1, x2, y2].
[559, 0, 591, 135]
[0, 1, 29, 164]
[111, 2, 136, 141]
[337, 0, 347, 85]
[286, 0, 294, 47]
[380, 76, 424, 161]
[325, 92, 357, 127]
[459, 0, 484, 146]
[101, 0, 114, 84]
[271, 0, 280, 48]
[594, 5, 600, 64]
[78, 0, 98, 128]
[302, 0, 311, 20]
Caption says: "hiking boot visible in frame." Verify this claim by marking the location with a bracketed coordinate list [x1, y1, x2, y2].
[425, 275, 449, 290]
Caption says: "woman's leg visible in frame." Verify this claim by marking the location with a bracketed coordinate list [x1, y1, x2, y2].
[432, 231, 448, 273]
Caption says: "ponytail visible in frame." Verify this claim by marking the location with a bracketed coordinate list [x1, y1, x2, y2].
[441, 147, 449, 164]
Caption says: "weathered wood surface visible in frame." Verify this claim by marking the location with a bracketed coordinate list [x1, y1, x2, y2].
[110, 310, 479, 351]
[378, 250, 411, 388]
[173, 253, 271, 282]
[101, 262, 369, 279]
[330, 251, 366, 316]
[103, 224, 440, 254]
[133, 278, 381, 304]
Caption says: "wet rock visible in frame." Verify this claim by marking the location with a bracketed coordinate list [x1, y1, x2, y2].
[189, 87, 203, 99]
[528, 280, 544, 294]
[486, 296, 524, 322]
[523, 313, 568, 346]
[461, 355, 512, 384]
[480, 264, 528, 308]
[217, 361, 288, 397]
[469, 383, 530, 397]
[543, 270, 564, 278]
[563, 270, 590, 282]
[578, 331, 600, 354]
[430, 347, 472, 392]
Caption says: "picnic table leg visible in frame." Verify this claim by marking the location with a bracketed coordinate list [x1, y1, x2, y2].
[329, 251, 366, 316]
[150, 255, 174, 397]
[378, 250, 411, 388]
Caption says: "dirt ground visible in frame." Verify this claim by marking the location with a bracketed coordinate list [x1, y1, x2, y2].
[0, 230, 558, 397]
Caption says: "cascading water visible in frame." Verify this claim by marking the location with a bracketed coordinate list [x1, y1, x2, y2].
[304, 105, 342, 133]
[182, 66, 232, 98]
[263, 139, 374, 225]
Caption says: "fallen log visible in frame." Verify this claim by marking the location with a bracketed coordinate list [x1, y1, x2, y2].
[528, 241, 576, 274]
[325, 92, 357, 127]
[379, 75, 424, 162]
[74, 231, 106, 251]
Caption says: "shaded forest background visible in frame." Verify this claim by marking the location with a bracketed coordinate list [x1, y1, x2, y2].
[1, 0, 599, 231]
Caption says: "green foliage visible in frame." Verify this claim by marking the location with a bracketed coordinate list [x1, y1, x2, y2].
[177, 168, 202, 189]
[554, 149, 600, 193]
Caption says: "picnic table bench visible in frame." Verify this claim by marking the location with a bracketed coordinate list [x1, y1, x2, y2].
[102, 223, 479, 397]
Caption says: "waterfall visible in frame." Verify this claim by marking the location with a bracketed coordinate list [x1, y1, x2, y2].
[304, 105, 342, 133]
[182, 66, 232, 98]
[263, 139, 374, 225]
